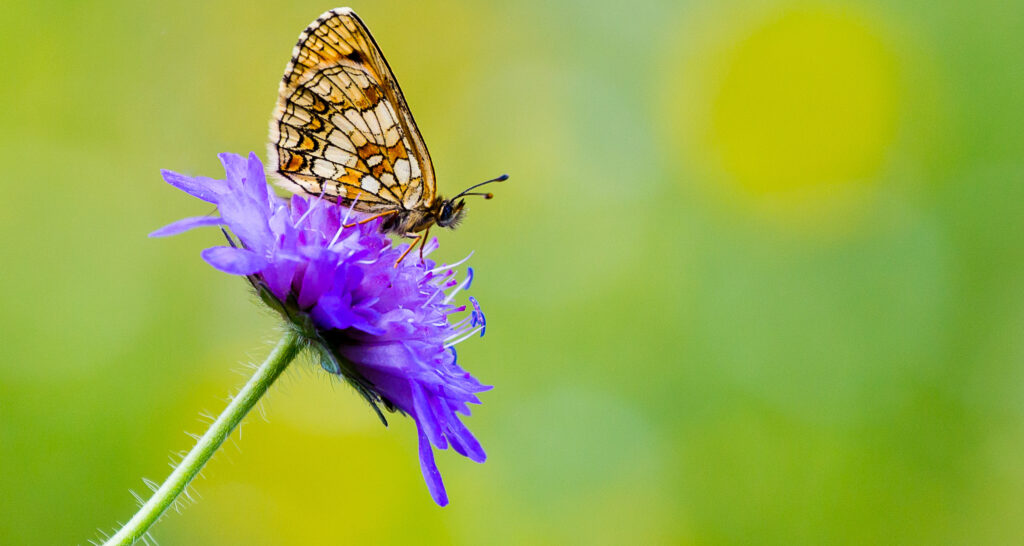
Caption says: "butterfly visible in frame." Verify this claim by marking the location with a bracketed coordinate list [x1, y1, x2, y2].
[268, 7, 506, 264]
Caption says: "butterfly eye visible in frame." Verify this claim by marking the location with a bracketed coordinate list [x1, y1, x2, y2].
[436, 202, 459, 228]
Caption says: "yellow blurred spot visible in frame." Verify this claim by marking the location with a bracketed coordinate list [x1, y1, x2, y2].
[709, 8, 898, 196]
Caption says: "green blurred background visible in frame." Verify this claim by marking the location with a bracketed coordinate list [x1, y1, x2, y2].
[2, 0, 1023, 543]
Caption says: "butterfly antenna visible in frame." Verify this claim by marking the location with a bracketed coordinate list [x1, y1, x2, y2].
[453, 174, 509, 200]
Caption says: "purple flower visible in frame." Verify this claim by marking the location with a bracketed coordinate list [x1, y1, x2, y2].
[152, 152, 490, 506]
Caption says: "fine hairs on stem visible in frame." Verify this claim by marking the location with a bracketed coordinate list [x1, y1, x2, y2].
[102, 330, 304, 545]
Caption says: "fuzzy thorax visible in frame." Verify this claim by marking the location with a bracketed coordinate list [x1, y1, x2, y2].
[380, 197, 466, 234]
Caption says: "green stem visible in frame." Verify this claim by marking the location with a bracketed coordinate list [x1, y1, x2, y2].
[104, 330, 304, 546]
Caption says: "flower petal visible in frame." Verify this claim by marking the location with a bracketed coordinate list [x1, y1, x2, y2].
[297, 255, 334, 309]
[261, 254, 301, 298]
[217, 153, 249, 192]
[149, 215, 223, 237]
[161, 170, 225, 203]
[417, 426, 449, 506]
[215, 187, 275, 254]
[245, 152, 271, 207]
[200, 246, 268, 275]
[438, 402, 486, 463]
[312, 292, 357, 329]
[412, 381, 447, 449]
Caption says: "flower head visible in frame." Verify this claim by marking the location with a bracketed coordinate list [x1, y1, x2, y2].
[152, 152, 490, 505]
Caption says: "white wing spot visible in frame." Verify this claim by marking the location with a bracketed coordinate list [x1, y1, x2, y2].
[366, 155, 384, 167]
[279, 125, 301, 147]
[292, 89, 315, 107]
[283, 106, 312, 125]
[352, 127, 368, 144]
[311, 78, 337, 101]
[312, 159, 337, 179]
[384, 126, 401, 147]
[374, 101, 395, 129]
[349, 129, 368, 147]
[360, 175, 381, 194]
[344, 109, 370, 136]
[325, 146, 357, 167]
[380, 172, 397, 187]
[394, 158, 411, 183]
[327, 129, 357, 153]
[374, 101, 401, 146]
[350, 71, 371, 88]
[362, 110, 382, 140]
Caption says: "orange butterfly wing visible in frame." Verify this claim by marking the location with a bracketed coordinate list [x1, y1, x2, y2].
[268, 8, 436, 212]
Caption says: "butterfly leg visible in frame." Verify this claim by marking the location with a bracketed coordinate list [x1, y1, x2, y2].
[343, 209, 398, 229]
[418, 225, 431, 262]
[394, 232, 423, 267]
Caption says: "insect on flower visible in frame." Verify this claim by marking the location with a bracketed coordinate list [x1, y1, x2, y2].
[268, 7, 507, 264]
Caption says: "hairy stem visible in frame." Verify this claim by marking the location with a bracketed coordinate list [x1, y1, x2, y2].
[104, 330, 304, 545]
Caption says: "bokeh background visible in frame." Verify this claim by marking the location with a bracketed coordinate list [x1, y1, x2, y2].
[2, 0, 1023, 543]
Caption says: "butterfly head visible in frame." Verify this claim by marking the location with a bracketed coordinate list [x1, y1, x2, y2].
[435, 199, 467, 229]
[434, 174, 509, 230]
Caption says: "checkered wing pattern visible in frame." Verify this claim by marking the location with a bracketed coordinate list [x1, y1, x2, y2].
[268, 8, 435, 212]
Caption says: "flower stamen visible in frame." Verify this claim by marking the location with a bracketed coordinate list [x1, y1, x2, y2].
[426, 251, 474, 276]
[444, 326, 484, 348]
[443, 275, 473, 305]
